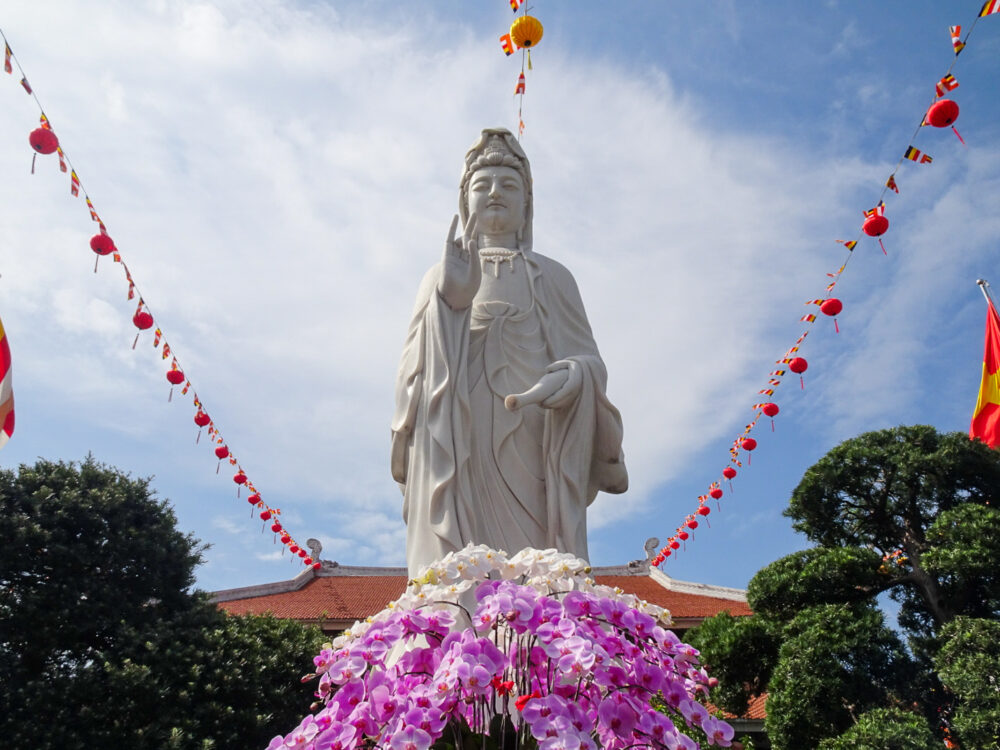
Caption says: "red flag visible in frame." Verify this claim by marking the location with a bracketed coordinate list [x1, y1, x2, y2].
[70, 170, 80, 197]
[4, 44, 12, 74]
[886, 175, 899, 194]
[20, 77, 31, 94]
[515, 72, 525, 95]
[0, 316, 14, 449]
[970, 299, 1000, 448]
[980, 0, 1000, 17]
[500, 33, 514, 56]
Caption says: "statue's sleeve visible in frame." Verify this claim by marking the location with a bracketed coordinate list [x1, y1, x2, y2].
[532, 256, 628, 554]
[390, 268, 436, 485]
[391, 266, 477, 570]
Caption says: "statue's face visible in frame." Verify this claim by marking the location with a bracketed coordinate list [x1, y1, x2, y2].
[467, 166, 526, 236]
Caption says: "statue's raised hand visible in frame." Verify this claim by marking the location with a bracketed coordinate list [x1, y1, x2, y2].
[438, 212, 481, 311]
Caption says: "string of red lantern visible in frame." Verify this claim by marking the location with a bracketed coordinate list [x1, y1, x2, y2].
[1, 28, 319, 571]
[653, 3, 998, 568]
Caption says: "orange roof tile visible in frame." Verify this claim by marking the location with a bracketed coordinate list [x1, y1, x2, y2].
[219, 575, 407, 621]
[218, 572, 751, 623]
[710, 693, 767, 721]
[594, 575, 752, 618]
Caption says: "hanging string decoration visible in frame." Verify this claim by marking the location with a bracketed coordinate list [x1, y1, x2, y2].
[653, 1, 1000, 567]
[0, 28, 317, 570]
[498, 2, 544, 138]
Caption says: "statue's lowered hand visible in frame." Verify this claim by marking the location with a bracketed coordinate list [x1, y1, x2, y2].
[438, 212, 481, 310]
[505, 360, 582, 411]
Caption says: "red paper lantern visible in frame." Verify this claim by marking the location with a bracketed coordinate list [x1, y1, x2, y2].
[234, 471, 248, 485]
[90, 233, 115, 256]
[260, 509, 272, 521]
[289, 544, 299, 554]
[677, 531, 689, 541]
[248, 493, 261, 505]
[215, 445, 229, 460]
[280, 534, 291, 544]
[661, 550, 672, 559]
[761, 403, 779, 418]
[722, 466, 737, 480]
[709, 487, 723, 500]
[669, 540, 680, 550]
[863, 214, 889, 237]
[270, 522, 282, 533]
[194, 411, 211, 427]
[697, 505, 711, 516]
[789, 357, 808, 374]
[741, 437, 757, 451]
[312, 562, 322, 570]
[132, 311, 154, 330]
[29, 127, 59, 154]
[166, 369, 185, 385]
[304, 557, 313, 565]
[926, 98, 959, 128]
[820, 298, 843, 317]
[297, 549, 307, 558]
[686, 519, 699, 529]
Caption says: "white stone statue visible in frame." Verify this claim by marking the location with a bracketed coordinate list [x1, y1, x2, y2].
[392, 128, 628, 577]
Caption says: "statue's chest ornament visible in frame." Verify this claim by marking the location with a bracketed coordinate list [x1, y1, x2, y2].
[479, 248, 522, 277]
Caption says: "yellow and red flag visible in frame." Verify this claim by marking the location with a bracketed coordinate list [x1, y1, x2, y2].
[500, 33, 514, 56]
[970, 299, 1000, 448]
[980, 0, 1000, 17]
[949, 26, 965, 55]
[0, 317, 14, 449]
[515, 72, 525, 95]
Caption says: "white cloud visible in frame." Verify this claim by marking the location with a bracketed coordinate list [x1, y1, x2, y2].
[1, 1, 996, 589]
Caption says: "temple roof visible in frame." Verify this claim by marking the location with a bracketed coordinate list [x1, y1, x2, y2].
[212, 559, 751, 630]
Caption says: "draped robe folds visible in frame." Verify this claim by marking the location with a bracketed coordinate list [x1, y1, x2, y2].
[392, 250, 628, 577]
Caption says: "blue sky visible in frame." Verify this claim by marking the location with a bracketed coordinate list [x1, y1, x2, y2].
[0, 1, 998, 594]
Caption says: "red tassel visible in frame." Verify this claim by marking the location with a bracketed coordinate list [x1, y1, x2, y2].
[770, 418, 775, 432]
[878, 238, 887, 256]
[196, 429, 202, 444]
[216, 460, 221, 475]
[168, 386, 174, 403]
[716, 500, 721, 512]
[727, 480, 734, 493]
[834, 318, 840, 333]
[800, 375, 805, 390]
[952, 126, 965, 145]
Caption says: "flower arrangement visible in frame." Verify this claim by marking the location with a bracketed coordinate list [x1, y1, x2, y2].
[269, 546, 733, 749]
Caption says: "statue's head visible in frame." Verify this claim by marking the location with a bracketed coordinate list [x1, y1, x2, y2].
[459, 128, 533, 252]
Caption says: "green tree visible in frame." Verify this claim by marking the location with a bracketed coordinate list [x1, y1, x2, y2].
[690, 426, 1000, 750]
[935, 617, 1000, 749]
[816, 708, 939, 750]
[0, 458, 324, 749]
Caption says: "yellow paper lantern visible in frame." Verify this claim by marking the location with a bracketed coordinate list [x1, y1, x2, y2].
[510, 15, 543, 49]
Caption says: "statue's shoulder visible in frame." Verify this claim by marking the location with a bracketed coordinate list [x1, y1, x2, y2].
[531, 251, 577, 278]
[529, 252, 581, 294]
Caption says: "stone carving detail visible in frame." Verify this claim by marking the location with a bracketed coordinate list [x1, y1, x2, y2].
[392, 128, 628, 577]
